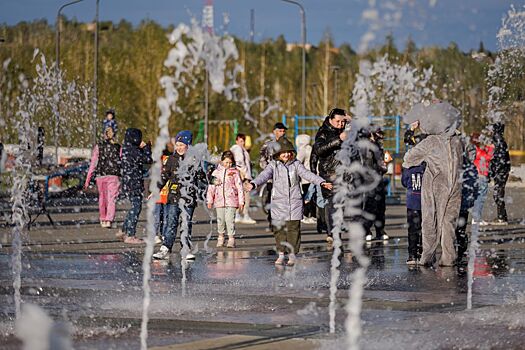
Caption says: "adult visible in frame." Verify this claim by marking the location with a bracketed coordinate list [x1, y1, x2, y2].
[470, 132, 494, 226]
[230, 133, 256, 224]
[259, 122, 288, 230]
[84, 126, 122, 229]
[489, 122, 511, 225]
[402, 101, 463, 267]
[295, 134, 316, 223]
[153, 131, 207, 260]
[313, 108, 352, 237]
[117, 128, 153, 244]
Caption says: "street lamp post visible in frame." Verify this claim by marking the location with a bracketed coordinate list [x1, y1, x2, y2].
[280, 0, 306, 116]
[93, 0, 100, 146]
[56, 0, 84, 73]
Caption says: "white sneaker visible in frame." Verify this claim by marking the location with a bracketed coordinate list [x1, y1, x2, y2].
[365, 234, 373, 241]
[235, 214, 242, 223]
[185, 253, 196, 260]
[472, 220, 488, 226]
[381, 234, 390, 240]
[153, 245, 170, 260]
[242, 216, 257, 224]
[155, 235, 163, 244]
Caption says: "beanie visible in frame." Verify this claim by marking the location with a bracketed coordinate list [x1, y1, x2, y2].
[175, 130, 193, 146]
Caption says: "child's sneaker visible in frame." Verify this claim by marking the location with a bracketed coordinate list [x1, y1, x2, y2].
[216, 234, 225, 247]
[287, 253, 296, 266]
[365, 234, 373, 242]
[226, 236, 235, 248]
[153, 245, 170, 260]
[406, 256, 417, 265]
[275, 253, 285, 265]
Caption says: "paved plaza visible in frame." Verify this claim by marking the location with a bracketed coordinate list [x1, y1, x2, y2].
[1, 185, 525, 349]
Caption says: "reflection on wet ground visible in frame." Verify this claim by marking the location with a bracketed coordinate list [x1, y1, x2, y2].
[1, 234, 525, 349]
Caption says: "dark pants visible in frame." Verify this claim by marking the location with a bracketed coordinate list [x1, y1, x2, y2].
[455, 209, 469, 260]
[302, 184, 316, 218]
[163, 203, 195, 251]
[374, 178, 388, 237]
[122, 194, 143, 237]
[317, 206, 327, 234]
[273, 220, 301, 254]
[493, 173, 508, 221]
[407, 208, 422, 259]
[325, 195, 336, 238]
[266, 182, 273, 229]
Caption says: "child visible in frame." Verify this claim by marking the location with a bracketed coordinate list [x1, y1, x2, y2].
[401, 122, 426, 265]
[206, 151, 244, 248]
[103, 109, 118, 135]
[116, 128, 153, 244]
[245, 137, 332, 266]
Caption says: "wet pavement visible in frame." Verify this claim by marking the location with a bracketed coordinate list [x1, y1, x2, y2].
[1, 186, 525, 349]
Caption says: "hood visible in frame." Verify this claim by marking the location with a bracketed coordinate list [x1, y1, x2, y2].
[404, 101, 461, 137]
[295, 134, 311, 149]
[124, 128, 142, 146]
[272, 137, 296, 159]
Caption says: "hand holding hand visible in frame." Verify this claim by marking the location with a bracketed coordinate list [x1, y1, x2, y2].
[207, 203, 213, 209]
[321, 182, 333, 190]
[243, 182, 254, 192]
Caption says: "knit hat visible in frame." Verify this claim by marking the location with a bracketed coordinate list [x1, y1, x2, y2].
[175, 130, 193, 145]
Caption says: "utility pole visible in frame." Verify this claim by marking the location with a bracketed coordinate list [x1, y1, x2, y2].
[280, 0, 306, 116]
[250, 9, 255, 43]
[93, 0, 99, 146]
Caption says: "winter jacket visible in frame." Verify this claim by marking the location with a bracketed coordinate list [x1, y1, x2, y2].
[85, 140, 121, 187]
[121, 128, 152, 196]
[251, 159, 325, 222]
[259, 135, 277, 170]
[206, 165, 245, 208]
[460, 153, 479, 211]
[489, 123, 511, 180]
[161, 151, 207, 206]
[401, 164, 426, 211]
[296, 134, 313, 185]
[230, 144, 252, 180]
[103, 118, 118, 134]
[313, 116, 345, 194]
[473, 144, 494, 177]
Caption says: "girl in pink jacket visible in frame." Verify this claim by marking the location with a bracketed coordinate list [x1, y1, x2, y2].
[207, 151, 245, 248]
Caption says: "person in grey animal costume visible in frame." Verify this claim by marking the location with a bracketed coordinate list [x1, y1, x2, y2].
[402, 101, 463, 266]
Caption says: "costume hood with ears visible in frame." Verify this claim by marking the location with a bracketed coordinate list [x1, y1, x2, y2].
[404, 101, 461, 137]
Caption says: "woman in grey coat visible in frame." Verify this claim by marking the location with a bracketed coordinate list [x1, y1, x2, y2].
[246, 137, 332, 266]
[402, 102, 463, 267]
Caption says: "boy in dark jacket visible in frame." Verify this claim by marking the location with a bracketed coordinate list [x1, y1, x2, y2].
[401, 124, 426, 264]
[153, 130, 207, 261]
[116, 128, 153, 243]
[489, 122, 511, 224]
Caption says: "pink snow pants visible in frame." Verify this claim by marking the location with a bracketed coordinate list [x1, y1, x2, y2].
[96, 175, 120, 222]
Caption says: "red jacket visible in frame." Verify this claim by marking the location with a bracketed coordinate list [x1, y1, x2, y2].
[474, 145, 494, 177]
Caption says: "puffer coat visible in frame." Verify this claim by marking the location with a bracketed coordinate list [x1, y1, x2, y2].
[252, 159, 325, 222]
[206, 165, 244, 208]
[313, 116, 345, 190]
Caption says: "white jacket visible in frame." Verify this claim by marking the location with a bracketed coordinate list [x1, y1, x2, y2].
[230, 144, 252, 180]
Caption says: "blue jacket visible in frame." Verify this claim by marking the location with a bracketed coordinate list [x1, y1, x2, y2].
[401, 164, 425, 210]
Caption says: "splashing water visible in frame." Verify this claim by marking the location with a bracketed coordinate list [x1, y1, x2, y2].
[140, 19, 239, 350]
[328, 56, 434, 346]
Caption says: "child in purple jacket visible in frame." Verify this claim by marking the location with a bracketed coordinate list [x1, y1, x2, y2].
[245, 137, 332, 266]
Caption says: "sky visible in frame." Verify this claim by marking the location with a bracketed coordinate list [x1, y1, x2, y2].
[0, 0, 520, 52]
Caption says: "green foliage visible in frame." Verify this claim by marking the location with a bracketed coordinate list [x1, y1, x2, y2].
[0, 18, 523, 150]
